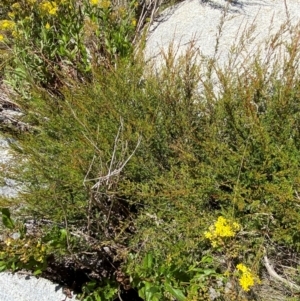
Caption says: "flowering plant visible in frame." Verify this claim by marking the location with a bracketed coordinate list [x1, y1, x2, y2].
[0, 0, 138, 95]
[204, 216, 240, 247]
[236, 263, 261, 292]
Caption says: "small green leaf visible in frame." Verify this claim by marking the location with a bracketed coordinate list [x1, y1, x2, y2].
[33, 269, 42, 276]
[94, 292, 102, 301]
[165, 283, 186, 301]
[0, 261, 7, 271]
[60, 229, 67, 240]
[201, 255, 213, 264]
[1, 208, 15, 229]
[143, 253, 153, 270]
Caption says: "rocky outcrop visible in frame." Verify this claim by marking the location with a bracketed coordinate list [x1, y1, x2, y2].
[145, 0, 300, 70]
[0, 272, 77, 301]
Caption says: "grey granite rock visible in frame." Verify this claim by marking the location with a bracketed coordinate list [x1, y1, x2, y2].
[0, 135, 19, 198]
[145, 0, 300, 69]
[0, 272, 77, 301]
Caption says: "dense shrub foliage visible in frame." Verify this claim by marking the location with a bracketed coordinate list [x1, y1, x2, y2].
[1, 1, 300, 300]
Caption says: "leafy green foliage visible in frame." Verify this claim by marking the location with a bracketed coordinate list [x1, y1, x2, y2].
[80, 280, 118, 301]
[127, 252, 222, 301]
[1, 208, 14, 229]
[0, 0, 138, 96]
[2, 3, 300, 299]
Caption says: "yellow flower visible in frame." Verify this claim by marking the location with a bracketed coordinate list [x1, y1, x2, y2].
[236, 263, 248, 273]
[45, 22, 51, 30]
[99, 0, 111, 9]
[236, 264, 260, 292]
[239, 272, 255, 291]
[131, 18, 137, 27]
[204, 231, 212, 239]
[118, 6, 126, 17]
[204, 216, 240, 247]
[214, 216, 235, 237]
[4, 238, 12, 246]
[12, 30, 19, 38]
[39, 1, 58, 15]
[0, 34, 4, 42]
[0, 20, 15, 31]
[11, 3, 21, 11]
[90, 0, 98, 5]
[8, 12, 16, 19]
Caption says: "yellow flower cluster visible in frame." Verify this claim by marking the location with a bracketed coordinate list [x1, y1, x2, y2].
[90, 0, 111, 9]
[204, 216, 240, 247]
[11, 3, 21, 11]
[236, 263, 261, 292]
[2, 238, 47, 264]
[39, 1, 59, 15]
[9, 1, 61, 19]
[0, 20, 16, 42]
[0, 20, 15, 30]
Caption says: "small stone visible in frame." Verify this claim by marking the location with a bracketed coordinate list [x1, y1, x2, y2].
[209, 287, 220, 300]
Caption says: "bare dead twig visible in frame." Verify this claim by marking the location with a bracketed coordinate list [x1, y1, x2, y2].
[263, 248, 300, 291]
[90, 120, 142, 190]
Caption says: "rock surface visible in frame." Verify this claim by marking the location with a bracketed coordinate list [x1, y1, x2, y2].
[0, 272, 77, 301]
[145, 0, 300, 69]
[0, 135, 19, 198]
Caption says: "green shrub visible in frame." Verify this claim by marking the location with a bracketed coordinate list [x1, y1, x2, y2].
[0, 0, 138, 97]
[2, 17, 300, 300]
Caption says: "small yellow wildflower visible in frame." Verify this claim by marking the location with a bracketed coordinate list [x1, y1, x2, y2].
[99, 0, 111, 9]
[204, 231, 212, 239]
[0, 20, 15, 31]
[4, 238, 12, 246]
[12, 30, 19, 38]
[39, 1, 58, 15]
[27, 0, 37, 4]
[90, 0, 99, 5]
[236, 264, 260, 292]
[214, 216, 235, 237]
[204, 216, 240, 247]
[117, 7, 126, 17]
[45, 22, 51, 30]
[236, 263, 248, 273]
[0, 34, 4, 42]
[239, 272, 254, 291]
[8, 12, 16, 19]
[131, 18, 137, 27]
[11, 3, 21, 11]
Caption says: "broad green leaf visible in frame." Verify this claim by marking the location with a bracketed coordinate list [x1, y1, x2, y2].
[0, 261, 7, 271]
[165, 283, 186, 301]
[60, 229, 67, 240]
[203, 269, 217, 276]
[33, 269, 42, 276]
[1, 208, 14, 229]
[143, 253, 153, 270]
[201, 255, 213, 264]
[94, 292, 101, 301]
